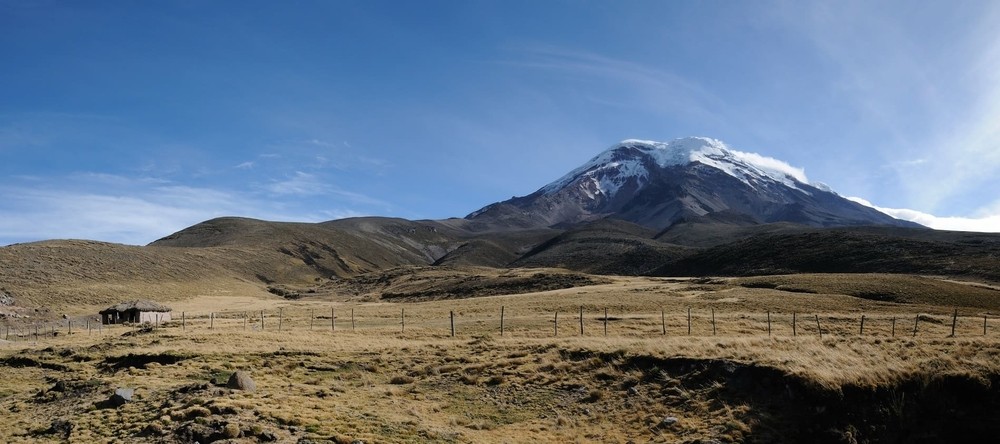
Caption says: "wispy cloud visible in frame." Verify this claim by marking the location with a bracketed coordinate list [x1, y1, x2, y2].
[0, 173, 373, 246]
[500, 46, 730, 127]
[729, 149, 809, 184]
[259, 138, 391, 175]
[262, 171, 388, 205]
[0, 185, 244, 246]
[773, 1, 1000, 214]
[848, 197, 1000, 233]
[265, 171, 331, 196]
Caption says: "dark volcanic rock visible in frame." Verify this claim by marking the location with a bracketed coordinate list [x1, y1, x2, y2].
[109, 387, 134, 407]
[47, 419, 73, 439]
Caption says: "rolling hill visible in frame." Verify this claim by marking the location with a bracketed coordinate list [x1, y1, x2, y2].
[3, 137, 999, 317]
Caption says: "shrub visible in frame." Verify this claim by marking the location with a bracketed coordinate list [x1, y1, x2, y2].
[389, 375, 414, 385]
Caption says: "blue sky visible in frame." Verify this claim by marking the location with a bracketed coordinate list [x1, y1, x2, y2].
[2, 0, 1000, 245]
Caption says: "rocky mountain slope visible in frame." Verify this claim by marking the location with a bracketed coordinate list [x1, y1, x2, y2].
[467, 138, 918, 230]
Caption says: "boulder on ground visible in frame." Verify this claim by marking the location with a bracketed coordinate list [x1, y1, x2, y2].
[50, 380, 67, 393]
[109, 387, 134, 407]
[48, 419, 73, 438]
[227, 370, 256, 392]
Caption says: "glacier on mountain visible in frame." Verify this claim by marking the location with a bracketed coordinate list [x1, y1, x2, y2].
[541, 137, 812, 198]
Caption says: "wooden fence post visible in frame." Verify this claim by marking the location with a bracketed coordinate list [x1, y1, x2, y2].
[260, 310, 264, 330]
[332, 308, 336, 332]
[500, 306, 505, 336]
[711, 308, 716, 336]
[815, 315, 822, 339]
[950, 309, 958, 337]
[912, 314, 919, 337]
[182, 312, 186, 331]
[450, 311, 455, 337]
[401, 308, 405, 333]
[860, 314, 866, 335]
[351, 308, 355, 331]
[554, 311, 559, 336]
[892, 316, 896, 337]
[210, 312, 214, 330]
[661, 308, 666, 335]
[88, 318, 91, 335]
[792, 312, 797, 337]
[603, 307, 608, 337]
[68, 320, 72, 335]
[687, 307, 692, 336]
[579, 306, 584, 336]
[767, 311, 771, 337]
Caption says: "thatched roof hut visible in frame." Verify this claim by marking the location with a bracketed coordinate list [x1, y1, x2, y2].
[100, 300, 172, 325]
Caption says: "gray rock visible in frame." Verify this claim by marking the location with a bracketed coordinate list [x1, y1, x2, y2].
[227, 370, 256, 392]
[115, 387, 134, 400]
[661, 416, 679, 428]
[0, 289, 13, 306]
[109, 387, 134, 407]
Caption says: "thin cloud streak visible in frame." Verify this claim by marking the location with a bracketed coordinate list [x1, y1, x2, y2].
[0, 173, 373, 246]
[266, 171, 332, 196]
[774, 1, 1000, 214]
[848, 197, 1000, 233]
[0, 187, 240, 246]
[264, 171, 389, 207]
[501, 46, 730, 126]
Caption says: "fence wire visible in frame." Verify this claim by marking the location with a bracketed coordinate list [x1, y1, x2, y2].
[2, 306, 993, 345]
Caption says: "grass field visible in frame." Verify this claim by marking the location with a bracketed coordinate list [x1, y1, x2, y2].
[4, 273, 1000, 443]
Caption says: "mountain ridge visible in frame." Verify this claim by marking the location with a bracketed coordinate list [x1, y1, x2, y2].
[9, 136, 995, 317]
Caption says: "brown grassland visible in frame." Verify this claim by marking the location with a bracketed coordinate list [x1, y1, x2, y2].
[3, 271, 1000, 443]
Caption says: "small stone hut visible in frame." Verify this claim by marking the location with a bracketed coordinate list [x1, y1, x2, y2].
[100, 300, 172, 325]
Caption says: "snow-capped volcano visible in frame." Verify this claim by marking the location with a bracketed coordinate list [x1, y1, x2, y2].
[468, 137, 919, 230]
[540, 137, 811, 198]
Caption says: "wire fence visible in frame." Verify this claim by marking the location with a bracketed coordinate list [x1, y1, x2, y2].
[2, 305, 995, 345]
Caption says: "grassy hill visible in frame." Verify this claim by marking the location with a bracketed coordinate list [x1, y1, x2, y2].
[4, 215, 1000, 321]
